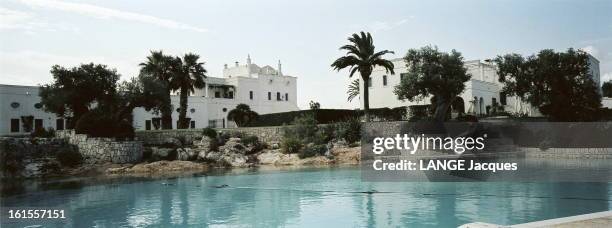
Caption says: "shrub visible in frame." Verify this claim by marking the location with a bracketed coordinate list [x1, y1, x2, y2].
[285, 114, 318, 143]
[241, 135, 258, 146]
[1, 141, 25, 176]
[317, 124, 336, 144]
[56, 148, 82, 167]
[202, 127, 217, 139]
[31, 127, 55, 138]
[299, 144, 327, 159]
[281, 137, 302, 154]
[335, 118, 361, 144]
[75, 109, 134, 139]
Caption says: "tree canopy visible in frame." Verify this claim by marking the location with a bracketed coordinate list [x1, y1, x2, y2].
[603, 80, 612, 98]
[393, 46, 470, 121]
[494, 48, 601, 121]
[227, 104, 259, 127]
[39, 63, 120, 127]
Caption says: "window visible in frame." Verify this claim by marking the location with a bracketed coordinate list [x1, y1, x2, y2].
[285, 93, 289, 101]
[228, 91, 234, 99]
[383, 75, 387, 86]
[145, 120, 151, 130]
[56, 119, 64, 130]
[500, 92, 507, 105]
[492, 98, 497, 106]
[10, 119, 19, 132]
[249, 91, 253, 100]
[277, 92, 281, 101]
[215, 91, 221, 98]
[190, 121, 196, 129]
[34, 119, 43, 130]
[367, 77, 372, 88]
[268, 92, 271, 100]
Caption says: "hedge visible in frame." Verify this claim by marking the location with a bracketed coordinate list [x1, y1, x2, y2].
[246, 107, 407, 127]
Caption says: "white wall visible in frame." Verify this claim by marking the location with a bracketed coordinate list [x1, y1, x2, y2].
[0, 85, 61, 135]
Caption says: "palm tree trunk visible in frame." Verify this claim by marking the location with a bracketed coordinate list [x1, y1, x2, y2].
[161, 88, 173, 129]
[178, 87, 189, 129]
[362, 75, 370, 122]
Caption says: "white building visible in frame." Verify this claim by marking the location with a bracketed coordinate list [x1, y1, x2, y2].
[1, 56, 298, 135]
[133, 55, 299, 130]
[361, 55, 601, 117]
[0, 84, 68, 135]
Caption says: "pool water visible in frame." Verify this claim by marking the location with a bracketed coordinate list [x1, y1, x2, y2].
[2, 166, 611, 227]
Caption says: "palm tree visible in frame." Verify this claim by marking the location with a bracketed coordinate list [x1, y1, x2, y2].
[347, 79, 360, 102]
[332, 31, 395, 121]
[139, 50, 175, 129]
[171, 53, 207, 129]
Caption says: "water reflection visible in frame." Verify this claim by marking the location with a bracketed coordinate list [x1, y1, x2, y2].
[1, 167, 610, 227]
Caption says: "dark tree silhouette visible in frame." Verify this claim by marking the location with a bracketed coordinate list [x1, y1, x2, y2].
[170, 53, 207, 129]
[393, 46, 470, 122]
[494, 48, 601, 121]
[139, 50, 175, 129]
[227, 104, 259, 127]
[332, 31, 395, 121]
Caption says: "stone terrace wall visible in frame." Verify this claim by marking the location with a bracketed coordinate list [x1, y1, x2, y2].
[135, 126, 286, 146]
[520, 147, 612, 159]
[55, 130, 143, 164]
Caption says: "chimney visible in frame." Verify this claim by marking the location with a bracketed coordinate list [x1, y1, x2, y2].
[247, 54, 252, 77]
[224, 64, 228, 69]
[277, 60, 282, 76]
[235, 61, 239, 67]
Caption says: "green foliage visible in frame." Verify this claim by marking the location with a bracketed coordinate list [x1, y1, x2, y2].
[317, 124, 336, 144]
[284, 115, 319, 143]
[75, 109, 134, 139]
[602, 80, 612, 98]
[56, 148, 82, 168]
[39, 63, 120, 128]
[299, 144, 327, 159]
[331, 31, 395, 121]
[494, 48, 602, 121]
[393, 46, 471, 122]
[170, 53, 207, 129]
[227, 104, 259, 127]
[281, 136, 302, 154]
[347, 79, 360, 102]
[241, 135, 264, 154]
[309, 101, 321, 110]
[202, 127, 218, 139]
[31, 127, 55, 138]
[1, 141, 25, 176]
[241, 135, 259, 146]
[334, 118, 361, 144]
[139, 50, 176, 129]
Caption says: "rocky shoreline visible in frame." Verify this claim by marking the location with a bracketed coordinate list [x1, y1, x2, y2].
[105, 145, 359, 176]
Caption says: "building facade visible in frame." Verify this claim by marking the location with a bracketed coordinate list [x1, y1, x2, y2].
[362, 55, 600, 117]
[0, 84, 68, 135]
[132, 55, 299, 130]
[1, 56, 298, 135]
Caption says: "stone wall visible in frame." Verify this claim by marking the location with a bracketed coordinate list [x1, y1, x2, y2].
[520, 147, 612, 159]
[1, 137, 75, 178]
[56, 130, 143, 164]
[135, 126, 286, 146]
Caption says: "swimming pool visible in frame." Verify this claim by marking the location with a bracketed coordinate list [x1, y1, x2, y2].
[2, 166, 610, 227]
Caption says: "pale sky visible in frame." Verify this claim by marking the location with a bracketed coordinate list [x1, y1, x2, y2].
[1, 0, 611, 109]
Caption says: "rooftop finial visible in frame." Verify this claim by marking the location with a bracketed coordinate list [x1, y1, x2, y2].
[247, 54, 251, 65]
